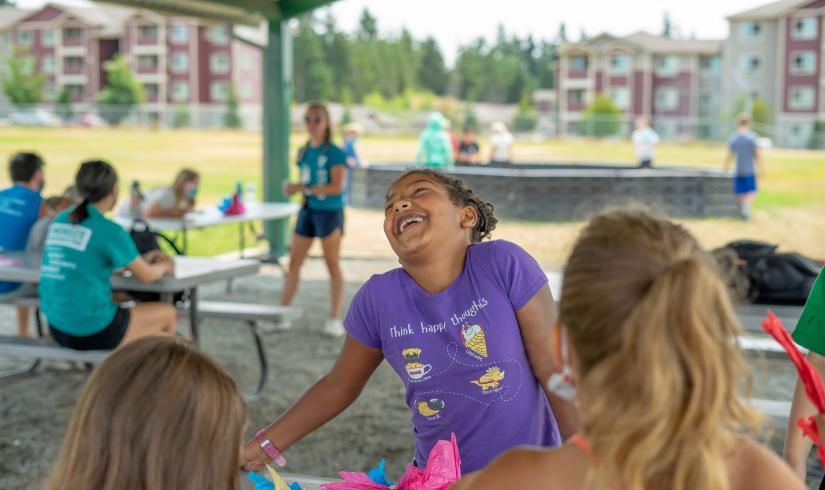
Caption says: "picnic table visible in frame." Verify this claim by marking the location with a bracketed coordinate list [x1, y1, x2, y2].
[0, 252, 260, 345]
[115, 201, 300, 255]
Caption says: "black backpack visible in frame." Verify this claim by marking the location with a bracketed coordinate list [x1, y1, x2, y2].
[126, 219, 184, 304]
[718, 240, 822, 305]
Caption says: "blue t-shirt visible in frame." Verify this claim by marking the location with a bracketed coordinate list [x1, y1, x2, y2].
[298, 143, 348, 211]
[728, 131, 758, 176]
[39, 205, 139, 336]
[0, 184, 42, 293]
[343, 137, 361, 167]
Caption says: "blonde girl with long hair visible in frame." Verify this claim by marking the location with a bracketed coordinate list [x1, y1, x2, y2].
[453, 210, 803, 490]
[45, 337, 247, 490]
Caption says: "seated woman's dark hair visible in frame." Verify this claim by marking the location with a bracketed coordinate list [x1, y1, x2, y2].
[69, 160, 118, 225]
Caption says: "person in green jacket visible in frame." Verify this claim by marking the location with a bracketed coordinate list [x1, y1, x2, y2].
[415, 112, 454, 168]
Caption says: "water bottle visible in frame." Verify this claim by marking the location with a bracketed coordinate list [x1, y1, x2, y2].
[246, 181, 257, 203]
[235, 180, 243, 201]
[129, 180, 143, 218]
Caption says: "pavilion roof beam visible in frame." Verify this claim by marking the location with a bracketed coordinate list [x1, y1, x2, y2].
[281, 0, 339, 19]
[195, 0, 282, 20]
[100, 0, 262, 25]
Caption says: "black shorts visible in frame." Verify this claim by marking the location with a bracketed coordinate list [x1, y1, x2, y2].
[294, 206, 345, 239]
[50, 307, 131, 351]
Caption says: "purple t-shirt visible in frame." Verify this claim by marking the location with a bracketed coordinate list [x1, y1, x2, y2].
[344, 240, 561, 472]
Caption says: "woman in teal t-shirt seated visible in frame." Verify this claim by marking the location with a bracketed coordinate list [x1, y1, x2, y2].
[39, 160, 177, 350]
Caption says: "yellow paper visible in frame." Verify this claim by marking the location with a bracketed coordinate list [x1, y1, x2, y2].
[265, 464, 292, 490]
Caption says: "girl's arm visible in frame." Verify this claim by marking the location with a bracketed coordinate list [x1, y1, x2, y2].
[241, 335, 384, 470]
[299, 165, 346, 197]
[516, 285, 581, 438]
[126, 255, 174, 283]
[144, 200, 187, 218]
[784, 351, 825, 479]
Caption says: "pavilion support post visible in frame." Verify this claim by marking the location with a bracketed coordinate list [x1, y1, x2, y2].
[263, 19, 292, 258]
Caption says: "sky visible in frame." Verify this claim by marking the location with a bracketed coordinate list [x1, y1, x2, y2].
[19, 0, 770, 64]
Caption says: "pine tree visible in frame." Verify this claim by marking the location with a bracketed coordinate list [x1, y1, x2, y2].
[293, 14, 333, 102]
[663, 11, 673, 38]
[357, 8, 378, 41]
[223, 83, 242, 128]
[417, 37, 448, 95]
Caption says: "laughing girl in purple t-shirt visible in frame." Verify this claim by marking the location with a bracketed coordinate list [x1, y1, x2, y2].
[242, 169, 574, 474]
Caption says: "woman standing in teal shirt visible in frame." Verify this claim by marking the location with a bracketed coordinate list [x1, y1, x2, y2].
[280, 103, 348, 336]
[39, 160, 177, 350]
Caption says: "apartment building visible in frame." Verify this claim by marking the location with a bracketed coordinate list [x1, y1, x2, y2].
[557, 32, 723, 139]
[0, 2, 262, 125]
[725, 0, 825, 147]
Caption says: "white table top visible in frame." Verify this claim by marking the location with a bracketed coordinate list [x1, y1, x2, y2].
[0, 253, 260, 292]
[240, 472, 335, 490]
[115, 201, 300, 232]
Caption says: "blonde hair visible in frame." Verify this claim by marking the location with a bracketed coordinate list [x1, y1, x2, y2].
[560, 210, 762, 490]
[45, 337, 247, 490]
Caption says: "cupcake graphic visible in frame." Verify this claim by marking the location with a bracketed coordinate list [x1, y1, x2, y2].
[461, 323, 488, 358]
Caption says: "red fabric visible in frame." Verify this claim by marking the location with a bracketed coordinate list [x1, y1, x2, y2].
[761, 310, 825, 465]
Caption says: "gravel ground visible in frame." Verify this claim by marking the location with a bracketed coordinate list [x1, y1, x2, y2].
[0, 256, 822, 489]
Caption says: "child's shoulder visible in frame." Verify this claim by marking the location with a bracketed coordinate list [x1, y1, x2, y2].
[729, 436, 805, 490]
[470, 239, 531, 262]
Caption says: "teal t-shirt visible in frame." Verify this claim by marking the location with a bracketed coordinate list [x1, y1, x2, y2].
[38, 204, 139, 336]
[298, 142, 348, 211]
[792, 269, 825, 355]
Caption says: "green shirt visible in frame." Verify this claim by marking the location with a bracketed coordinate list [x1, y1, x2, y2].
[39, 204, 139, 336]
[298, 143, 348, 211]
[792, 270, 825, 354]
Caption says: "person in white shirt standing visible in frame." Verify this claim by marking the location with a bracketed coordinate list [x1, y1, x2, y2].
[632, 117, 660, 169]
[489, 121, 514, 165]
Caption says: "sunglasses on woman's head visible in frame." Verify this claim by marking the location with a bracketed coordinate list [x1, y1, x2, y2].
[304, 115, 323, 124]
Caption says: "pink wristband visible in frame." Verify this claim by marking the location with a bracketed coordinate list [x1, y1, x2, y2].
[255, 430, 287, 467]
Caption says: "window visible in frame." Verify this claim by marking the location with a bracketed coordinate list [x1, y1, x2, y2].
[699, 93, 719, 108]
[172, 82, 189, 102]
[208, 25, 230, 44]
[791, 52, 817, 74]
[209, 53, 229, 74]
[44, 82, 57, 100]
[609, 54, 630, 75]
[138, 25, 158, 39]
[793, 17, 818, 40]
[741, 55, 761, 74]
[42, 56, 55, 74]
[701, 56, 721, 74]
[210, 82, 229, 101]
[655, 87, 679, 110]
[789, 86, 816, 110]
[740, 21, 761, 40]
[241, 52, 253, 71]
[62, 27, 82, 41]
[171, 52, 189, 72]
[143, 83, 159, 98]
[65, 84, 84, 99]
[170, 24, 188, 44]
[569, 55, 588, 71]
[568, 89, 585, 104]
[241, 81, 253, 99]
[17, 30, 32, 46]
[64, 56, 84, 69]
[609, 88, 630, 110]
[137, 54, 159, 71]
[656, 56, 680, 76]
[41, 29, 55, 47]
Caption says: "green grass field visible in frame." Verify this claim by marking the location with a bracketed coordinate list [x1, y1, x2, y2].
[1, 127, 823, 262]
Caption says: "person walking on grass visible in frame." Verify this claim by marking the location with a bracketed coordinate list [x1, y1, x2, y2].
[632, 116, 659, 169]
[724, 113, 763, 220]
[280, 102, 349, 336]
[0, 152, 45, 337]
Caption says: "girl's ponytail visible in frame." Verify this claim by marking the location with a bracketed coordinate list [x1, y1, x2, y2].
[560, 210, 763, 490]
[69, 198, 91, 225]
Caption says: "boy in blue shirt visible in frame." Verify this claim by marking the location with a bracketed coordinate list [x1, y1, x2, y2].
[0, 152, 45, 336]
[724, 113, 763, 220]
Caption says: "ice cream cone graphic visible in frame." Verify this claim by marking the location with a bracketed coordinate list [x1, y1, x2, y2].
[461, 323, 488, 358]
